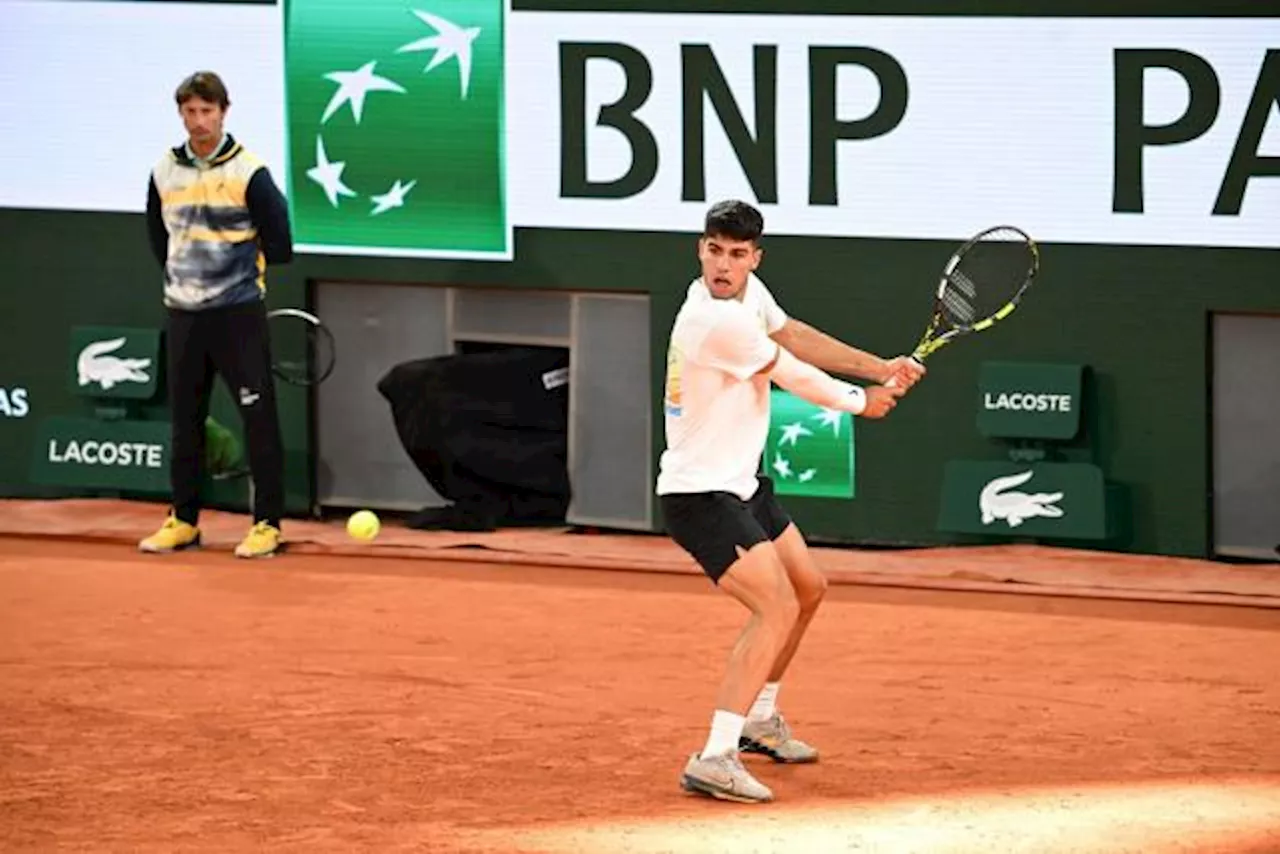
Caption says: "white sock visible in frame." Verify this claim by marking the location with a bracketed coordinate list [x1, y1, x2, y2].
[748, 682, 780, 722]
[699, 710, 746, 759]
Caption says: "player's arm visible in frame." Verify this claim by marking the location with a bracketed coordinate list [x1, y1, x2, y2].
[701, 310, 898, 418]
[145, 176, 167, 268]
[246, 168, 294, 265]
[761, 346, 903, 418]
[769, 317, 891, 382]
[771, 317, 925, 389]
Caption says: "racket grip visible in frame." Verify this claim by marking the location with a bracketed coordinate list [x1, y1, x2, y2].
[884, 356, 924, 389]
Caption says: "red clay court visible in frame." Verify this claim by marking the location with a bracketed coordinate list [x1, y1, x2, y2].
[2, 499, 1279, 853]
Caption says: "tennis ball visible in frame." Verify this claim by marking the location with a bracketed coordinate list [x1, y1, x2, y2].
[347, 510, 380, 541]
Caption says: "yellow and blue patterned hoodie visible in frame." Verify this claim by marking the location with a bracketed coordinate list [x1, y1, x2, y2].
[146, 134, 293, 311]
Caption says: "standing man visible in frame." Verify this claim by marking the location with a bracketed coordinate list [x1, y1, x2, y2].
[659, 200, 924, 803]
[139, 71, 294, 559]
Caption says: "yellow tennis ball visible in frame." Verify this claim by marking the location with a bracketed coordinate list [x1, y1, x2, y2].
[347, 510, 380, 541]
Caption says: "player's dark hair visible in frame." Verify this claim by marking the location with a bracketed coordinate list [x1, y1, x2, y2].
[703, 200, 763, 243]
[175, 71, 230, 109]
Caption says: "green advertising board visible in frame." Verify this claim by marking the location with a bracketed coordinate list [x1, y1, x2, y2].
[69, 326, 161, 401]
[764, 389, 855, 499]
[937, 460, 1107, 540]
[976, 361, 1083, 440]
[30, 417, 171, 493]
[283, 0, 509, 258]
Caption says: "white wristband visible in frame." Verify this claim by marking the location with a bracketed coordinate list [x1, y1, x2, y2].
[842, 384, 867, 415]
[768, 348, 867, 415]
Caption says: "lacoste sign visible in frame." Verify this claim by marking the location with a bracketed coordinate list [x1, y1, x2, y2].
[979, 470, 1064, 527]
[976, 362, 1084, 440]
[983, 393, 1072, 413]
[30, 417, 171, 493]
[69, 327, 161, 400]
[47, 438, 164, 469]
[937, 461, 1108, 540]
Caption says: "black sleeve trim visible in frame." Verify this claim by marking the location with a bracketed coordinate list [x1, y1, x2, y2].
[145, 176, 168, 268]
[246, 167, 294, 265]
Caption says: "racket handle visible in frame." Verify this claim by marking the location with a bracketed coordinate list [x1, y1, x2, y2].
[885, 356, 924, 389]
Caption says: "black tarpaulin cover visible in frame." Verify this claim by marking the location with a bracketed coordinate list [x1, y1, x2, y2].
[377, 347, 571, 531]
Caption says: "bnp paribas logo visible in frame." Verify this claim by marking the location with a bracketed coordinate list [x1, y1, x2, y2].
[765, 390, 856, 499]
[284, 0, 508, 259]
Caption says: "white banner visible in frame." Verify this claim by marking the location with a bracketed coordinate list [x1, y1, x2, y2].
[1, 2, 1277, 249]
[508, 13, 1280, 248]
[0, 1, 286, 215]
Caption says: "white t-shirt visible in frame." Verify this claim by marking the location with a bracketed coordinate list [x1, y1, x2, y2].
[655, 273, 789, 500]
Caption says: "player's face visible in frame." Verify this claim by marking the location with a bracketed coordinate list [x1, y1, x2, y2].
[179, 96, 226, 155]
[698, 234, 761, 301]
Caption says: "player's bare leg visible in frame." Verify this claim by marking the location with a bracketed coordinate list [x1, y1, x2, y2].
[712, 542, 801, 715]
[764, 524, 828, 681]
[740, 523, 826, 763]
[680, 542, 798, 803]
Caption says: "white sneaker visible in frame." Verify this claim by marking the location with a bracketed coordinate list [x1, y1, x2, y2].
[740, 713, 819, 763]
[680, 751, 774, 803]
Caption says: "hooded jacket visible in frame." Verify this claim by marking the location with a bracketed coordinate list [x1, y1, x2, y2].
[146, 134, 293, 311]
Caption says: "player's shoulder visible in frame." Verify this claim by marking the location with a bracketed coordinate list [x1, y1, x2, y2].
[745, 272, 780, 303]
[679, 283, 752, 324]
[695, 298, 760, 344]
[672, 282, 742, 341]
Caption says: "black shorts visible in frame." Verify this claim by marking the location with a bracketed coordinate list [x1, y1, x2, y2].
[659, 476, 793, 583]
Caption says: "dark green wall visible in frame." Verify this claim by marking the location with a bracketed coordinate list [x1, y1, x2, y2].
[3, 208, 1276, 557]
[0, 208, 311, 517]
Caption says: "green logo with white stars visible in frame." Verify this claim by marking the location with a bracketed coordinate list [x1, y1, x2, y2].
[283, 0, 508, 258]
[764, 389, 855, 499]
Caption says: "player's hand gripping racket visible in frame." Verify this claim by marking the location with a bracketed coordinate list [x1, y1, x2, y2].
[267, 307, 336, 387]
[886, 225, 1040, 388]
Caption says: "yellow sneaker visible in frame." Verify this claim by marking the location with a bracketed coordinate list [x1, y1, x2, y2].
[234, 521, 283, 559]
[139, 516, 201, 553]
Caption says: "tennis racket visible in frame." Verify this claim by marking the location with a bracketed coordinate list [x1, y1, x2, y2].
[206, 308, 333, 488]
[267, 307, 336, 387]
[887, 225, 1039, 387]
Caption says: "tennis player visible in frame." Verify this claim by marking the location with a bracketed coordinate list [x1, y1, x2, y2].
[660, 200, 924, 803]
[138, 71, 293, 559]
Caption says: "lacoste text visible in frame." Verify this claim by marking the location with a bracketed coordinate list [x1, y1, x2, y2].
[983, 392, 1072, 413]
[48, 439, 164, 468]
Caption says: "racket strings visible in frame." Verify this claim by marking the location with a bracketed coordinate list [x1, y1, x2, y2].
[941, 286, 976, 325]
[949, 268, 977, 298]
[943, 230, 1035, 326]
[268, 310, 336, 386]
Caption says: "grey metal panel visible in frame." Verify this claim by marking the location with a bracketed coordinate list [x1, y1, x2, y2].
[452, 288, 571, 342]
[566, 294, 652, 529]
[1211, 313, 1280, 560]
[314, 282, 450, 511]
